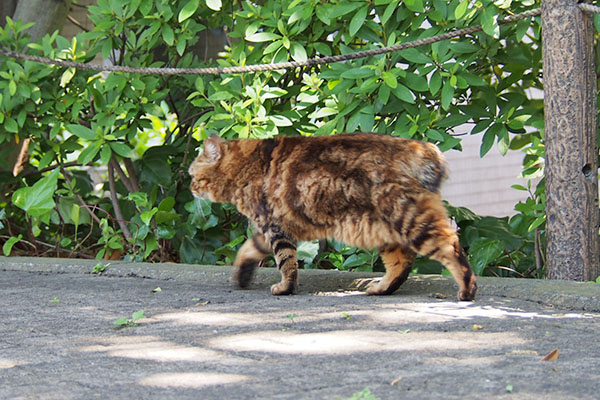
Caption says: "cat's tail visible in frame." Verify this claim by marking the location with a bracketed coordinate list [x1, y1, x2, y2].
[416, 142, 448, 193]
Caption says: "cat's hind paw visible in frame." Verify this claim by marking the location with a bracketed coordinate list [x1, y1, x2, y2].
[270, 281, 296, 295]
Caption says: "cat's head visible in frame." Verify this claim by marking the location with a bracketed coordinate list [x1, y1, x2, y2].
[188, 134, 227, 201]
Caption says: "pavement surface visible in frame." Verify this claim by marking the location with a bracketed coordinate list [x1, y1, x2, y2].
[1, 256, 600, 400]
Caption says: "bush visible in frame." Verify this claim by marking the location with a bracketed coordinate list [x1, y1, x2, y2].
[0, 0, 547, 277]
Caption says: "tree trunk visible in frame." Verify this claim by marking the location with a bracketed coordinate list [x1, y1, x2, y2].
[542, 0, 600, 281]
[0, 0, 72, 174]
[13, 0, 71, 41]
[0, 0, 18, 24]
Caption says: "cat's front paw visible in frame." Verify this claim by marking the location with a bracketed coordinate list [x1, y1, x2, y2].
[234, 261, 256, 289]
[270, 281, 296, 295]
[458, 279, 477, 301]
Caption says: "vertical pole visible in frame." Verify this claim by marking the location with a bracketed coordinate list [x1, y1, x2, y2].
[542, 1, 599, 281]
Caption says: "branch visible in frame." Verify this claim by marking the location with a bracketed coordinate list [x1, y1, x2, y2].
[123, 158, 140, 192]
[66, 14, 89, 32]
[108, 162, 132, 241]
[21, 161, 80, 178]
[109, 156, 135, 193]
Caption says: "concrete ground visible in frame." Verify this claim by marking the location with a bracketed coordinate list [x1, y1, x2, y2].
[1, 256, 600, 400]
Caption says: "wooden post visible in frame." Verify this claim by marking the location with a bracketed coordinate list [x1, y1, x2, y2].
[542, 0, 599, 281]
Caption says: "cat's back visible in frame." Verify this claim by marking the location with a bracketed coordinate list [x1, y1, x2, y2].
[270, 133, 447, 193]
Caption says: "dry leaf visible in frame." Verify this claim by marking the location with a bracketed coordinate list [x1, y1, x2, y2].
[429, 293, 450, 299]
[540, 348, 559, 361]
[472, 324, 484, 331]
[391, 376, 402, 386]
[12, 137, 31, 177]
[195, 300, 210, 306]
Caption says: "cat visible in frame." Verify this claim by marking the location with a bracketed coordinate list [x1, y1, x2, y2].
[188, 133, 477, 301]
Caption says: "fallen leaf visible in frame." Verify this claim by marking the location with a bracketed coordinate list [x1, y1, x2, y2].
[391, 376, 402, 386]
[540, 348, 559, 361]
[195, 300, 210, 306]
[152, 287, 162, 293]
[429, 293, 450, 299]
[472, 324, 484, 331]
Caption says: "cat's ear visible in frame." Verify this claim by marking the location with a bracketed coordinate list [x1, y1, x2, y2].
[204, 134, 225, 163]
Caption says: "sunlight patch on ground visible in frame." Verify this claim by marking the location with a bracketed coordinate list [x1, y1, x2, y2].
[366, 302, 597, 324]
[79, 336, 249, 364]
[207, 330, 525, 355]
[152, 311, 269, 326]
[138, 372, 249, 388]
[0, 359, 18, 369]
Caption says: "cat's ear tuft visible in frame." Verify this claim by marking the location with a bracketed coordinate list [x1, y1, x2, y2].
[204, 135, 224, 162]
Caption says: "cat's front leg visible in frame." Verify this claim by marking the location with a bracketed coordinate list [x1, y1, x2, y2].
[264, 225, 298, 295]
[233, 234, 271, 288]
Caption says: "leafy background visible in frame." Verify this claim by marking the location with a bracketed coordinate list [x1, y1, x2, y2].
[1, 0, 594, 278]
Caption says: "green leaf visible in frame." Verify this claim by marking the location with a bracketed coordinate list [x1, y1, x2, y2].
[109, 142, 133, 158]
[12, 168, 60, 217]
[77, 141, 101, 165]
[179, 0, 199, 22]
[441, 81, 454, 110]
[455, 0, 469, 19]
[71, 204, 80, 227]
[162, 24, 175, 46]
[497, 125, 510, 155]
[290, 42, 307, 62]
[206, 0, 221, 11]
[382, 71, 397, 89]
[429, 71, 442, 95]
[480, 128, 496, 157]
[342, 252, 372, 268]
[404, 72, 428, 92]
[480, 123, 503, 157]
[100, 145, 112, 165]
[4, 117, 17, 133]
[268, 115, 293, 127]
[60, 67, 75, 87]
[400, 48, 431, 63]
[392, 83, 414, 103]
[66, 124, 97, 140]
[341, 67, 374, 79]
[404, 0, 424, 12]
[469, 238, 504, 275]
[245, 32, 281, 42]
[3, 234, 22, 256]
[516, 18, 530, 42]
[381, 0, 399, 25]
[473, 217, 524, 249]
[141, 208, 158, 225]
[158, 197, 176, 212]
[113, 317, 129, 326]
[349, 6, 368, 37]
[297, 241, 320, 265]
[481, 7, 500, 38]
[8, 80, 17, 96]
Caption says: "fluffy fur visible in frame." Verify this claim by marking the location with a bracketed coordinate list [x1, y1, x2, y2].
[189, 133, 477, 300]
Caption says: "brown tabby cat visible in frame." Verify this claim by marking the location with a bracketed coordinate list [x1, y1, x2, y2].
[189, 133, 477, 301]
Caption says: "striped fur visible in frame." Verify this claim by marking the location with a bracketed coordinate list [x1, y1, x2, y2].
[189, 133, 477, 300]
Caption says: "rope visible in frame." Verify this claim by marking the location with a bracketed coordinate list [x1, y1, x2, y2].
[579, 2, 600, 15]
[0, 8, 542, 76]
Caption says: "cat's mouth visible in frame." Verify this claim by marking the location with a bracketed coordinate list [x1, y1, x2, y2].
[189, 184, 207, 200]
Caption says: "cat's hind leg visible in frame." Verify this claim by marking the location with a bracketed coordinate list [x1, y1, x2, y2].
[264, 226, 298, 295]
[408, 219, 477, 301]
[367, 244, 416, 295]
[233, 234, 271, 288]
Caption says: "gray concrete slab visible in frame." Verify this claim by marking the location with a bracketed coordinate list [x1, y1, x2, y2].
[1, 256, 600, 399]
